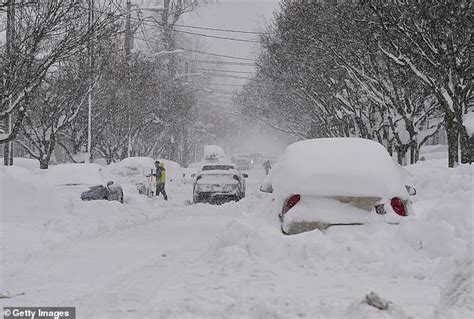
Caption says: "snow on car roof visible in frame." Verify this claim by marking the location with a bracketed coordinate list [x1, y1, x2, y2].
[116, 157, 155, 168]
[200, 168, 239, 176]
[269, 138, 408, 198]
[201, 164, 235, 170]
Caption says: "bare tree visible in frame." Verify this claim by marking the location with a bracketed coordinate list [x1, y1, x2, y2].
[0, 0, 121, 148]
[369, 1, 472, 166]
[16, 63, 91, 169]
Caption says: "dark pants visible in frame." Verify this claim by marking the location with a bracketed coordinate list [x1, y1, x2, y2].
[155, 183, 168, 200]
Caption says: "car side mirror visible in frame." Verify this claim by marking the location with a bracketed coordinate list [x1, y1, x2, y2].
[260, 185, 273, 193]
[405, 185, 416, 196]
[242, 173, 248, 178]
[107, 181, 114, 187]
[191, 173, 196, 178]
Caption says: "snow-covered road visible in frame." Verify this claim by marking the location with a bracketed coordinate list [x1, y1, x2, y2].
[1, 160, 472, 318]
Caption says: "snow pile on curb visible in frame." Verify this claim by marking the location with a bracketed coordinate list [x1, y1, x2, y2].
[347, 292, 413, 319]
[0, 164, 173, 271]
[436, 250, 474, 318]
[209, 159, 472, 318]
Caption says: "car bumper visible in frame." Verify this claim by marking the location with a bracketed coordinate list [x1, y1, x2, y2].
[194, 192, 240, 204]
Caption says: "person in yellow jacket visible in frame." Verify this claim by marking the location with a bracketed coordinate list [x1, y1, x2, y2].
[152, 160, 168, 200]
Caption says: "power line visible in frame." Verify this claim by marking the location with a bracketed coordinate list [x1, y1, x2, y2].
[200, 73, 253, 80]
[191, 87, 239, 95]
[187, 83, 246, 87]
[174, 23, 268, 35]
[133, 35, 255, 62]
[178, 47, 254, 61]
[190, 67, 255, 74]
[172, 29, 260, 43]
[85, 7, 261, 46]
[189, 59, 255, 66]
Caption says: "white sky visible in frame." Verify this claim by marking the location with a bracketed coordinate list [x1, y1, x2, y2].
[181, 0, 284, 156]
[182, 0, 280, 69]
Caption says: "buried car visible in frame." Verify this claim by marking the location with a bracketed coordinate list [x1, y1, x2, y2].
[45, 163, 124, 204]
[193, 164, 248, 204]
[81, 181, 124, 203]
[260, 138, 416, 235]
[107, 157, 183, 196]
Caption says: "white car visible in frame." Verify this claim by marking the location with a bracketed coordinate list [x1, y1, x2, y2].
[193, 164, 248, 204]
[260, 138, 416, 235]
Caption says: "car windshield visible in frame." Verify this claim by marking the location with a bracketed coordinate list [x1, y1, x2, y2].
[202, 165, 234, 171]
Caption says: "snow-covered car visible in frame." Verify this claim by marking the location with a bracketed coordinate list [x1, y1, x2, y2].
[183, 162, 202, 184]
[81, 181, 124, 203]
[193, 164, 248, 204]
[107, 157, 155, 195]
[45, 163, 124, 203]
[107, 157, 184, 195]
[260, 138, 415, 235]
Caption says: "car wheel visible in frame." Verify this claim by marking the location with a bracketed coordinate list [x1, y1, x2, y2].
[120, 194, 124, 204]
[280, 224, 289, 235]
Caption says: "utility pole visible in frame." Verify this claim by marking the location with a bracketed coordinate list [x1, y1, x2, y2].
[86, 0, 95, 163]
[3, 0, 15, 166]
[125, 0, 133, 158]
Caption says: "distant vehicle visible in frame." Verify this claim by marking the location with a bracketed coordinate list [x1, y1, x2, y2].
[81, 181, 124, 203]
[260, 138, 416, 235]
[235, 158, 251, 171]
[193, 164, 248, 204]
[236, 154, 255, 167]
[203, 145, 225, 163]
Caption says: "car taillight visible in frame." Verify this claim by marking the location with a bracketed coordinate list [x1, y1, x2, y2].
[233, 175, 240, 181]
[390, 197, 407, 216]
[282, 194, 300, 215]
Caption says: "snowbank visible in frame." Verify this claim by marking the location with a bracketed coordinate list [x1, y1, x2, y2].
[1, 154, 471, 318]
[269, 138, 408, 198]
[209, 158, 472, 318]
[0, 157, 41, 169]
[436, 251, 473, 318]
[45, 163, 104, 186]
[419, 145, 449, 161]
[0, 163, 182, 276]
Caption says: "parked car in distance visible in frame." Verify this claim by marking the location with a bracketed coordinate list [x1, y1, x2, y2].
[203, 145, 226, 163]
[260, 138, 415, 235]
[235, 158, 251, 171]
[193, 164, 248, 204]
